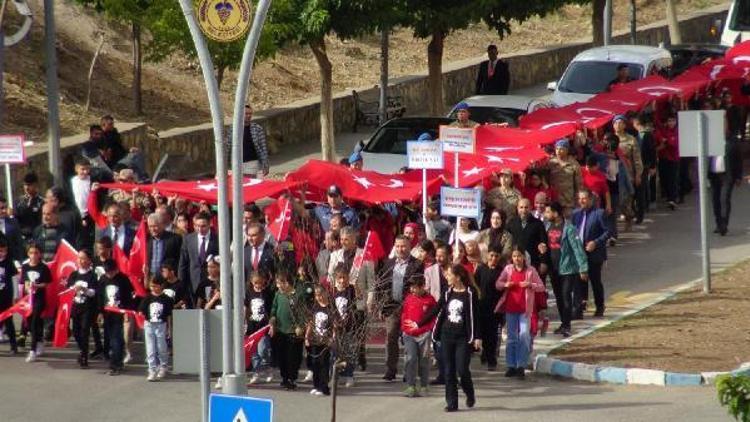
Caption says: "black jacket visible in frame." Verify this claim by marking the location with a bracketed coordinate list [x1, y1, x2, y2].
[146, 231, 183, 274]
[638, 130, 657, 171]
[377, 255, 424, 315]
[506, 215, 548, 268]
[475, 59, 510, 95]
[419, 286, 480, 343]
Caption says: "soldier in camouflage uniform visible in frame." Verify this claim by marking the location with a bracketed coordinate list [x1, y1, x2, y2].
[547, 139, 583, 217]
[485, 169, 522, 219]
[613, 115, 643, 231]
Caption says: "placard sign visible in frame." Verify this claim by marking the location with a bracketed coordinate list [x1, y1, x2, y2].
[440, 186, 482, 219]
[439, 126, 475, 154]
[0, 134, 26, 164]
[678, 110, 725, 157]
[407, 141, 444, 169]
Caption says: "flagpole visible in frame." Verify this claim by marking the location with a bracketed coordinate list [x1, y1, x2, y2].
[454, 152, 460, 257]
[422, 168, 427, 225]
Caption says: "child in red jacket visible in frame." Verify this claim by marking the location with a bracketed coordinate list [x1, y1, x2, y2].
[400, 275, 437, 397]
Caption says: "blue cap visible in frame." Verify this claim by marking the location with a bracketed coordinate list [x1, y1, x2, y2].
[417, 132, 432, 141]
[555, 139, 570, 149]
[612, 114, 627, 123]
[348, 151, 363, 163]
[455, 102, 470, 111]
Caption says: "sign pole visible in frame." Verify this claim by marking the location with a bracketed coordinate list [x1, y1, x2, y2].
[178, 0, 233, 384]
[227, 0, 273, 395]
[697, 112, 711, 293]
[454, 152, 460, 256]
[422, 168, 427, 225]
[4, 163, 11, 206]
[199, 310, 210, 422]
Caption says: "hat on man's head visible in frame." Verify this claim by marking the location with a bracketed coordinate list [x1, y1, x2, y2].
[612, 114, 627, 123]
[554, 139, 570, 149]
[327, 185, 342, 197]
[417, 132, 432, 141]
[500, 168, 513, 176]
[455, 102, 470, 111]
[348, 151, 363, 163]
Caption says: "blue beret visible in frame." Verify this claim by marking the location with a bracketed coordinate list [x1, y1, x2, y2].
[612, 114, 627, 123]
[417, 132, 432, 141]
[455, 102, 470, 111]
[555, 139, 570, 149]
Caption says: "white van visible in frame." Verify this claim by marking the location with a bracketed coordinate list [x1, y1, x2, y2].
[547, 45, 673, 107]
[722, 0, 750, 46]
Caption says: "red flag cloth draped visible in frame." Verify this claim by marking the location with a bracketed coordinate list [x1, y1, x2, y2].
[43, 240, 79, 318]
[86, 190, 108, 229]
[609, 74, 685, 100]
[244, 324, 271, 368]
[104, 306, 146, 329]
[0, 295, 32, 323]
[113, 245, 148, 297]
[726, 40, 750, 61]
[286, 160, 443, 205]
[474, 123, 577, 149]
[100, 178, 300, 205]
[128, 220, 147, 282]
[52, 288, 76, 348]
[264, 197, 293, 242]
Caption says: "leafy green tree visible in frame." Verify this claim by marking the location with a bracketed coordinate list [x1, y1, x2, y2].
[267, 0, 388, 162]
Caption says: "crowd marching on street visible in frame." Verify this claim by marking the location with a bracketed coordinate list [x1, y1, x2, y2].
[0, 44, 748, 414]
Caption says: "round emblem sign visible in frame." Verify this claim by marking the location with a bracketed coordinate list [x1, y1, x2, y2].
[196, 0, 252, 43]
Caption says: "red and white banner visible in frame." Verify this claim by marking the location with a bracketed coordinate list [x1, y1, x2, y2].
[113, 243, 148, 298]
[104, 306, 146, 329]
[264, 197, 293, 242]
[0, 295, 32, 323]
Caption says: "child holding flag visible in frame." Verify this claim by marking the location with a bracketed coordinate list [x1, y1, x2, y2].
[23, 243, 52, 362]
[99, 258, 135, 375]
[68, 249, 99, 368]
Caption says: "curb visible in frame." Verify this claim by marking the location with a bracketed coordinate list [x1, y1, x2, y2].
[534, 355, 750, 386]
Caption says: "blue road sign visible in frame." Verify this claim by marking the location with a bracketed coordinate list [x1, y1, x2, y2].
[210, 393, 273, 422]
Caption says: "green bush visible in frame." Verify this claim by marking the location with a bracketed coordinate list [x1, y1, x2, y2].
[717, 374, 750, 422]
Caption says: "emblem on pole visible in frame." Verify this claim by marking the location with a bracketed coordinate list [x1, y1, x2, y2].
[196, 0, 252, 43]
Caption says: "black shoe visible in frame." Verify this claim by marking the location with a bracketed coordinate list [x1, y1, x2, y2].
[90, 349, 104, 360]
[285, 381, 298, 391]
[107, 369, 121, 376]
[714, 227, 720, 234]
[279, 380, 290, 389]
[430, 377, 445, 385]
[466, 395, 475, 408]
[594, 308, 605, 317]
[562, 328, 571, 338]
[720, 225, 728, 236]
[444, 406, 458, 413]
[504, 368, 516, 377]
[516, 368, 525, 379]
[382, 372, 396, 381]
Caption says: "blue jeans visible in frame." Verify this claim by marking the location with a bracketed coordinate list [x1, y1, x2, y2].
[505, 313, 530, 369]
[251, 334, 271, 372]
[144, 321, 168, 372]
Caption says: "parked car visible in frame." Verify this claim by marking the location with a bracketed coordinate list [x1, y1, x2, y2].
[446, 95, 551, 126]
[547, 45, 673, 106]
[666, 44, 728, 76]
[356, 117, 454, 174]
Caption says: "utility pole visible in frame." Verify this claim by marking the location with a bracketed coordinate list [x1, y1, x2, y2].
[378, 28, 389, 125]
[44, 0, 62, 186]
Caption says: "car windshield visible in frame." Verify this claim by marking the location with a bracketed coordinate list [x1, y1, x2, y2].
[447, 107, 525, 126]
[558, 61, 644, 94]
[731, 0, 750, 31]
[363, 122, 445, 154]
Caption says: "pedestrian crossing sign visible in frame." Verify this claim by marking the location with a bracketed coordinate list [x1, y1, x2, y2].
[210, 393, 273, 422]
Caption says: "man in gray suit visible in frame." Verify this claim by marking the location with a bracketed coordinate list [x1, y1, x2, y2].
[178, 212, 218, 298]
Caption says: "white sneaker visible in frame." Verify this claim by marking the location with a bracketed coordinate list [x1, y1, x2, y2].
[147, 371, 157, 382]
[344, 377, 355, 388]
[309, 388, 319, 395]
[303, 370, 313, 382]
[123, 351, 132, 364]
[35, 344, 44, 357]
[214, 378, 223, 390]
[157, 367, 168, 379]
[25, 351, 36, 363]
[264, 370, 273, 383]
[312, 390, 324, 396]
[249, 373, 260, 385]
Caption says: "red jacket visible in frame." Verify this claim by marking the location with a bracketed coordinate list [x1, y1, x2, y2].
[400, 292, 437, 336]
[654, 126, 679, 162]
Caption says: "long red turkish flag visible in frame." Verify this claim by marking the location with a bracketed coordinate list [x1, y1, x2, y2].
[52, 288, 76, 348]
[0, 295, 32, 323]
[43, 240, 79, 319]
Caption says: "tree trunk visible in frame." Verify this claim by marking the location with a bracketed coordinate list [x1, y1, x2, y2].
[665, 0, 682, 45]
[132, 21, 143, 115]
[592, 0, 605, 46]
[379, 28, 389, 125]
[216, 66, 226, 91]
[630, 0, 637, 44]
[427, 30, 445, 115]
[310, 38, 336, 162]
[86, 34, 105, 112]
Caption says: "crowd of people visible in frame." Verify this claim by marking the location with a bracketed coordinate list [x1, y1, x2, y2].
[0, 56, 747, 413]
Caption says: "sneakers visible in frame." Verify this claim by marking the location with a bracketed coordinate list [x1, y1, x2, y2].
[343, 376, 355, 388]
[215, 378, 223, 390]
[264, 371, 273, 383]
[249, 373, 261, 385]
[35, 343, 44, 357]
[157, 367, 168, 380]
[25, 351, 36, 363]
[404, 386, 418, 398]
[147, 371, 157, 382]
[123, 351, 132, 364]
[504, 368, 516, 377]
[107, 368, 122, 376]
[310, 388, 323, 396]
[303, 370, 313, 382]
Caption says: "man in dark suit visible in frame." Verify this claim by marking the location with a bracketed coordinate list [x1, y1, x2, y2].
[475, 44, 510, 95]
[243, 222, 276, 279]
[506, 198, 548, 270]
[0, 196, 25, 262]
[571, 189, 610, 318]
[178, 212, 219, 297]
[378, 235, 424, 381]
[95, 203, 135, 255]
[145, 213, 182, 278]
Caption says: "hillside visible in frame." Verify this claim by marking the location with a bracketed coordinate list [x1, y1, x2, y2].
[1, 0, 729, 142]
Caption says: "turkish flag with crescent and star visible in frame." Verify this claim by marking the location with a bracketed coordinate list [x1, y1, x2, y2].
[0, 295, 32, 323]
[128, 219, 147, 285]
[52, 287, 76, 348]
[42, 240, 79, 319]
[353, 230, 386, 270]
[264, 197, 293, 242]
[113, 243, 148, 298]
[244, 324, 271, 368]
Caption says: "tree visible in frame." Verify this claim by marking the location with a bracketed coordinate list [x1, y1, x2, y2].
[665, 0, 682, 45]
[591, 0, 605, 46]
[75, 0, 152, 115]
[267, 0, 387, 162]
[402, 0, 579, 115]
